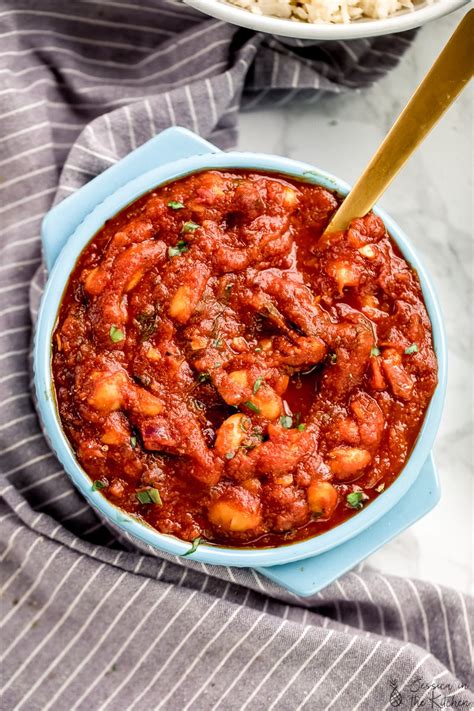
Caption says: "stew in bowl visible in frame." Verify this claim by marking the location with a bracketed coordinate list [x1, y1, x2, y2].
[50, 168, 438, 551]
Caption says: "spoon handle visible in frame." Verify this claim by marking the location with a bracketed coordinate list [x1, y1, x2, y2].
[324, 9, 473, 235]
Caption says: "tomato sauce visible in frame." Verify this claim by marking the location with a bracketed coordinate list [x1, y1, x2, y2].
[52, 170, 438, 548]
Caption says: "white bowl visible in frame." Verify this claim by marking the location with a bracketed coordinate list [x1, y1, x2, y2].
[184, 0, 467, 40]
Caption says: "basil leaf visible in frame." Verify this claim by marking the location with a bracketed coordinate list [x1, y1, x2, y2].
[181, 221, 200, 234]
[136, 312, 156, 341]
[168, 240, 188, 258]
[136, 488, 162, 505]
[136, 490, 150, 504]
[346, 491, 364, 509]
[167, 201, 185, 210]
[404, 343, 418, 355]
[182, 537, 201, 557]
[148, 488, 162, 504]
[239, 417, 252, 433]
[279, 415, 293, 429]
[136, 373, 151, 388]
[109, 326, 124, 343]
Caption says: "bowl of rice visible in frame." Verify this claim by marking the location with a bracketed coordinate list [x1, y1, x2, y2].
[184, 0, 467, 39]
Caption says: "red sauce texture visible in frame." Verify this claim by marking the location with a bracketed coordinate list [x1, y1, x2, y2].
[52, 170, 438, 548]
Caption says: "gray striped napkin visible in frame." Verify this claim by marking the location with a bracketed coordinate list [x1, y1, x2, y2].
[1, 1, 472, 709]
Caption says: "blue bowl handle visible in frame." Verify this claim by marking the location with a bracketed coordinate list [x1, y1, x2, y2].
[41, 126, 221, 271]
[256, 452, 441, 596]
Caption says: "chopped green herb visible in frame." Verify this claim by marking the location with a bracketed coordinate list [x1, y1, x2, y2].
[130, 436, 137, 448]
[240, 428, 264, 452]
[240, 442, 256, 452]
[254, 347, 262, 353]
[135, 373, 151, 388]
[280, 415, 293, 429]
[253, 376, 264, 394]
[297, 423, 306, 431]
[182, 537, 202, 557]
[243, 401, 260, 414]
[181, 221, 200, 234]
[136, 311, 157, 341]
[404, 343, 419, 355]
[109, 325, 124, 343]
[136, 488, 162, 505]
[168, 240, 189, 258]
[301, 364, 318, 375]
[329, 353, 337, 364]
[239, 417, 252, 433]
[371, 346, 381, 357]
[346, 491, 364, 509]
[167, 200, 185, 210]
[149, 489, 162, 504]
[375, 483, 385, 493]
[213, 338, 223, 349]
[198, 372, 211, 383]
[225, 451, 236, 460]
[92, 479, 107, 491]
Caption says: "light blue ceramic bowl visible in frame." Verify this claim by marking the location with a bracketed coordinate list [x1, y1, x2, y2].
[34, 129, 447, 568]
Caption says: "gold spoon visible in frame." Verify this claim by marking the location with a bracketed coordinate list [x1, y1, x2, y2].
[324, 9, 474, 235]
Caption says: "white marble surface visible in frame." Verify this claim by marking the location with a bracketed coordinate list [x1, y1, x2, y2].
[237, 8, 473, 594]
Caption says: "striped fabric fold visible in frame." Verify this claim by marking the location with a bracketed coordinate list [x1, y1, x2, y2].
[0, 1, 472, 708]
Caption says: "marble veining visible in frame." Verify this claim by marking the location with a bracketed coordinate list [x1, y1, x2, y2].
[237, 8, 473, 593]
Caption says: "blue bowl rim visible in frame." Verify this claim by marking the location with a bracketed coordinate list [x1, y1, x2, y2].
[34, 151, 447, 568]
